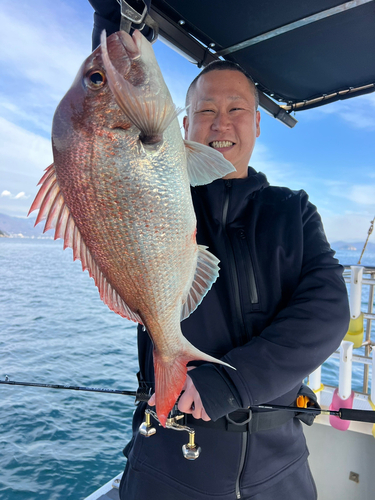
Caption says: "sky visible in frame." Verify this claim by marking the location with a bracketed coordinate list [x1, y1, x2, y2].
[1, 0, 374, 243]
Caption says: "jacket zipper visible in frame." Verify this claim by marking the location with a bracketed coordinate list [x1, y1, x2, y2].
[222, 181, 245, 339]
[238, 230, 259, 306]
[235, 433, 247, 499]
[222, 181, 247, 499]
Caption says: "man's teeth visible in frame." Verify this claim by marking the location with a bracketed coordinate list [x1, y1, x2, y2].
[210, 141, 234, 148]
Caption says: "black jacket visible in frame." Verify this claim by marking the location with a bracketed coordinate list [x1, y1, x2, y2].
[126, 168, 349, 499]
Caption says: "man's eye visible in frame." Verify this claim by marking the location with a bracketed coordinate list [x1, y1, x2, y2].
[230, 107, 244, 112]
[199, 109, 215, 113]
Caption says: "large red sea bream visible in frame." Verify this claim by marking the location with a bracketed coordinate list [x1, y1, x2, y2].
[29, 30, 235, 426]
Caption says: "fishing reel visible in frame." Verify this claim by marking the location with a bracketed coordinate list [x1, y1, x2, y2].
[139, 404, 201, 460]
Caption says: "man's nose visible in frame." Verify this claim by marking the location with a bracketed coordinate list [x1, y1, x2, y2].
[211, 112, 231, 131]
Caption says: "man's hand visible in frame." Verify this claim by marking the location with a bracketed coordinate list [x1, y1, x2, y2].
[178, 373, 211, 421]
[147, 369, 211, 421]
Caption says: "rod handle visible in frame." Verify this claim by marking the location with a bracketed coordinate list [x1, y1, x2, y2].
[340, 408, 375, 423]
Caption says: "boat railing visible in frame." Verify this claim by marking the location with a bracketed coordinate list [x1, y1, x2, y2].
[308, 265, 375, 435]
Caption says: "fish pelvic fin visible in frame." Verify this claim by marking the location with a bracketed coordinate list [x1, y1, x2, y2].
[184, 140, 236, 186]
[100, 30, 181, 141]
[28, 165, 142, 324]
[154, 342, 235, 427]
[181, 245, 220, 322]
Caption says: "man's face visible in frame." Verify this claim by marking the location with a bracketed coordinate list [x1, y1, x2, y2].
[183, 70, 260, 179]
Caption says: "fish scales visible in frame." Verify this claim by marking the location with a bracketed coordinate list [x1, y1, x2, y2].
[29, 30, 235, 426]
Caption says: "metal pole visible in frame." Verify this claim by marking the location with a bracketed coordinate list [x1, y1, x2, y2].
[363, 271, 374, 393]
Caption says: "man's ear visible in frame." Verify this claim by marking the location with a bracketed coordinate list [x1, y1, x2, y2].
[256, 111, 261, 138]
[183, 115, 189, 140]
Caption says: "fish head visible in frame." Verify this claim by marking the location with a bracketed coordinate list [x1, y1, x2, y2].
[99, 30, 180, 150]
[52, 30, 181, 164]
[52, 31, 143, 153]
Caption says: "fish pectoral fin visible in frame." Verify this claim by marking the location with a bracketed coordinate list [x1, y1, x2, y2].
[100, 31, 180, 140]
[28, 164, 143, 325]
[184, 140, 236, 186]
[181, 245, 220, 321]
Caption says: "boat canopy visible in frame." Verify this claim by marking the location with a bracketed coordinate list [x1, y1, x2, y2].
[148, 0, 375, 127]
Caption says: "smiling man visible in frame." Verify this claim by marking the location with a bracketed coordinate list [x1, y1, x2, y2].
[119, 60, 349, 500]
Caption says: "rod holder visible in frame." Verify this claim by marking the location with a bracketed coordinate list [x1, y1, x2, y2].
[349, 266, 364, 319]
[339, 341, 354, 400]
[308, 366, 322, 404]
[329, 341, 354, 431]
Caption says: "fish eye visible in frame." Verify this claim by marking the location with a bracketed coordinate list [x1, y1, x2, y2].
[85, 70, 106, 90]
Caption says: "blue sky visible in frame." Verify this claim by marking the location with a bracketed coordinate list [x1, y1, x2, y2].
[1, 0, 374, 242]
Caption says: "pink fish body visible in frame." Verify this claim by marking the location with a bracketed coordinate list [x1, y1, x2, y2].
[29, 30, 235, 426]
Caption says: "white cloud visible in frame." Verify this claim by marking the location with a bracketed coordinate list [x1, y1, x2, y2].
[322, 179, 375, 207]
[0, 117, 52, 175]
[346, 185, 375, 206]
[0, 0, 92, 135]
[306, 93, 375, 130]
[320, 211, 375, 243]
[15, 192, 28, 200]
[0, 117, 52, 216]
[250, 142, 303, 188]
[0, 2, 91, 83]
[0, 190, 28, 200]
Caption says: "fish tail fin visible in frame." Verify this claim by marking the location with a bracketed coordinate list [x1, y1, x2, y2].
[153, 350, 188, 428]
[153, 343, 235, 427]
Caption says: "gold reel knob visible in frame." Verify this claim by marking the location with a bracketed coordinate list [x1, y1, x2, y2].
[139, 409, 156, 437]
[182, 430, 201, 460]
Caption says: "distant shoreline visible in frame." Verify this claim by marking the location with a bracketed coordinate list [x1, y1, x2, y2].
[1, 212, 374, 252]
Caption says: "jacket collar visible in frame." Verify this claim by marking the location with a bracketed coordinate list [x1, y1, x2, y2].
[192, 167, 269, 224]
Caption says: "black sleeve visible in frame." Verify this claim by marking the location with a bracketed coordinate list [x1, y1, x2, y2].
[88, 0, 153, 50]
[88, 0, 121, 49]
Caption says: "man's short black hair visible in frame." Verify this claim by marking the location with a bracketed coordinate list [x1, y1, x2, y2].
[185, 60, 259, 110]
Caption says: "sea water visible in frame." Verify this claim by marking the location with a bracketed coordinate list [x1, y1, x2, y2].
[0, 239, 374, 500]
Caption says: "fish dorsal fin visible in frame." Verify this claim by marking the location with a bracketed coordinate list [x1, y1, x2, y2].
[181, 245, 220, 321]
[184, 140, 236, 186]
[28, 165, 143, 324]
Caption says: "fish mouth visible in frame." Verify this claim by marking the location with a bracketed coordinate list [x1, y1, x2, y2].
[107, 31, 140, 64]
[209, 140, 235, 149]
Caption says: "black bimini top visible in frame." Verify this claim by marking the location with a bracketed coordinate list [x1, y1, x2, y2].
[149, 0, 375, 127]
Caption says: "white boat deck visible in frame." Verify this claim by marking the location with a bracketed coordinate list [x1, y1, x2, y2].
[305, 421, 375, 500]
[84, 473, 121, 500]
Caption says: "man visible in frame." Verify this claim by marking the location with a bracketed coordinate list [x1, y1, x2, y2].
[118, 61, 349, 500]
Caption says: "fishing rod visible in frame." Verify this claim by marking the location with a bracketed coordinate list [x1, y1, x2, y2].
[2, 376, 375, 423]
[0, 376, 151, 402]
[257, 403, 375, 424]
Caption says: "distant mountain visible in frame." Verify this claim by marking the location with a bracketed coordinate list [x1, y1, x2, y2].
[331, 241, 375, 252]
[1, 212, 375, 251]
[0, 213, 47, 238]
